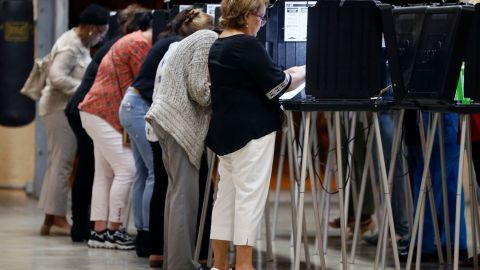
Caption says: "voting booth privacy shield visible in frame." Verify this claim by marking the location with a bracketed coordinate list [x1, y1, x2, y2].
[305, 0, 384, 100]
[400, 5, 472, 106]
[305, 0, 473, 106]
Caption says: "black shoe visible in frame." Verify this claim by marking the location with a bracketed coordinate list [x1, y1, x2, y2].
[135, 230, 150, 257]
[87, 230, 108, 248]
[364, 233, 378, 246]
[439, 247, 469, 261]
[397, 239, 409, 250]
[399, 248, 439, 263]
[107, 228, 135, 250]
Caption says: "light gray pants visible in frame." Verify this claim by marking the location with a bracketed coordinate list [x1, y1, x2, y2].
[38, 111, 77, 216]
[158, 131, 199, 270]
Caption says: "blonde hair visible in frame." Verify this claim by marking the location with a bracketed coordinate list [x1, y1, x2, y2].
[219, 0, 269, 29]
[178, 9, 214, 37]
[117, 4, 148, 34]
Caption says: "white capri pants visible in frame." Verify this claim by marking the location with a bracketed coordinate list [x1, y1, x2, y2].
[210, 131, 276, 246]
[80, 111, 135, 223]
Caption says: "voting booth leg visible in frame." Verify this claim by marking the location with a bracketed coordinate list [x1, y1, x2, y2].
[293, 112, 312, 270]
[453, 114, 468, 270]
[373, 109, 404, 270]
[416, 112, 445, 267]
[306, 117, 327, 269]
[350, 112, 376, 263]
[310, 113, 325, 256]
[311, 113, 323, 212]
[334, 111, 349, 270]
[384, 110, 406, 269]
[345, 113, 360, 221]
[405, 113, 439, 270]
[287, 111, 311, 261]
[194, 151, 216, 262]
[286, 111, 299, 254]
[415, 113, 444, 268]
[264, 191, 274, 262]
[438, 115, 453, 264]
[372, 112, 401, 270]
[344, 112, 358, 229]
[363, 114, 382, 230]
[320, 112, 336, 255]
[272, 129, 288, 241]
[402, 142, 415, 233]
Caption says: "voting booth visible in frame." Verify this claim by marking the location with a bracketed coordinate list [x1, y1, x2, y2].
[265, 0, 315, 69]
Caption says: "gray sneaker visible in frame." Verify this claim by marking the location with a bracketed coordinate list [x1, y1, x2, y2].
[87, 230, 108, 248]
[107, 228, 135, 250]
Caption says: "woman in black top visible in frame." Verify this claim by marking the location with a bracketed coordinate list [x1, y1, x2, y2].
[207, 0, 305, 269]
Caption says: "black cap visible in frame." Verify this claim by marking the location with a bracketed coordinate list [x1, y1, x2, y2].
[78, 4, 110, 26]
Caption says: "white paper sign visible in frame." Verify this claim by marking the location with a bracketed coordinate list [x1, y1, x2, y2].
[284, 1, 316, 42]
[179, 5, 194, 12]
[206, 4, 221, 19]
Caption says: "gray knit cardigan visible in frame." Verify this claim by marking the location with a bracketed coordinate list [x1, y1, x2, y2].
[145, 29, 218, 169]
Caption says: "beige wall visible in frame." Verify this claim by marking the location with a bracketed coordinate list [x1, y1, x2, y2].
[0, 123, 35, 188]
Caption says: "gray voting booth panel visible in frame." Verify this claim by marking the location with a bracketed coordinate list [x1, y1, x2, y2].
[264, 0, 315, 69]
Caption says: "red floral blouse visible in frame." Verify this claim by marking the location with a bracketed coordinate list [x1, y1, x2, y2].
[79, 30, 151, 133]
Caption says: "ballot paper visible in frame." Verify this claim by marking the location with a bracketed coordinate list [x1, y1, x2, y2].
[206, 4, 220, 19]
[280, 82, 305, 100]
[284, 1, 316, 42]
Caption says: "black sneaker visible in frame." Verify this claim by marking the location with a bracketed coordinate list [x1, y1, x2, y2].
[135, 230, 150, 257]
[87, 230, 108, 248]
[107, 228, 135, 250]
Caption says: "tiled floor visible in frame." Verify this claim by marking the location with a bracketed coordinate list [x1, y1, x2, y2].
[0, 189, 475, 269]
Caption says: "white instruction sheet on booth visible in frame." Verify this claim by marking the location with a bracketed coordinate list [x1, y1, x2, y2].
[284, 1, 316, 42]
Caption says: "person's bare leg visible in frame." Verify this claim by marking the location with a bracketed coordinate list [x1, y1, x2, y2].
[213, 239, 230, 270]
[149, 255, 163, 261]
[108, 222, 122, 231]
[94, 220, 108, 232]
[53, 215, 71, 229]
[236, 245, 254, 270]
[43, 214, 54, 226]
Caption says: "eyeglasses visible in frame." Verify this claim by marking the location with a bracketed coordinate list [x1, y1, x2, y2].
[253, 13, 267, 27]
